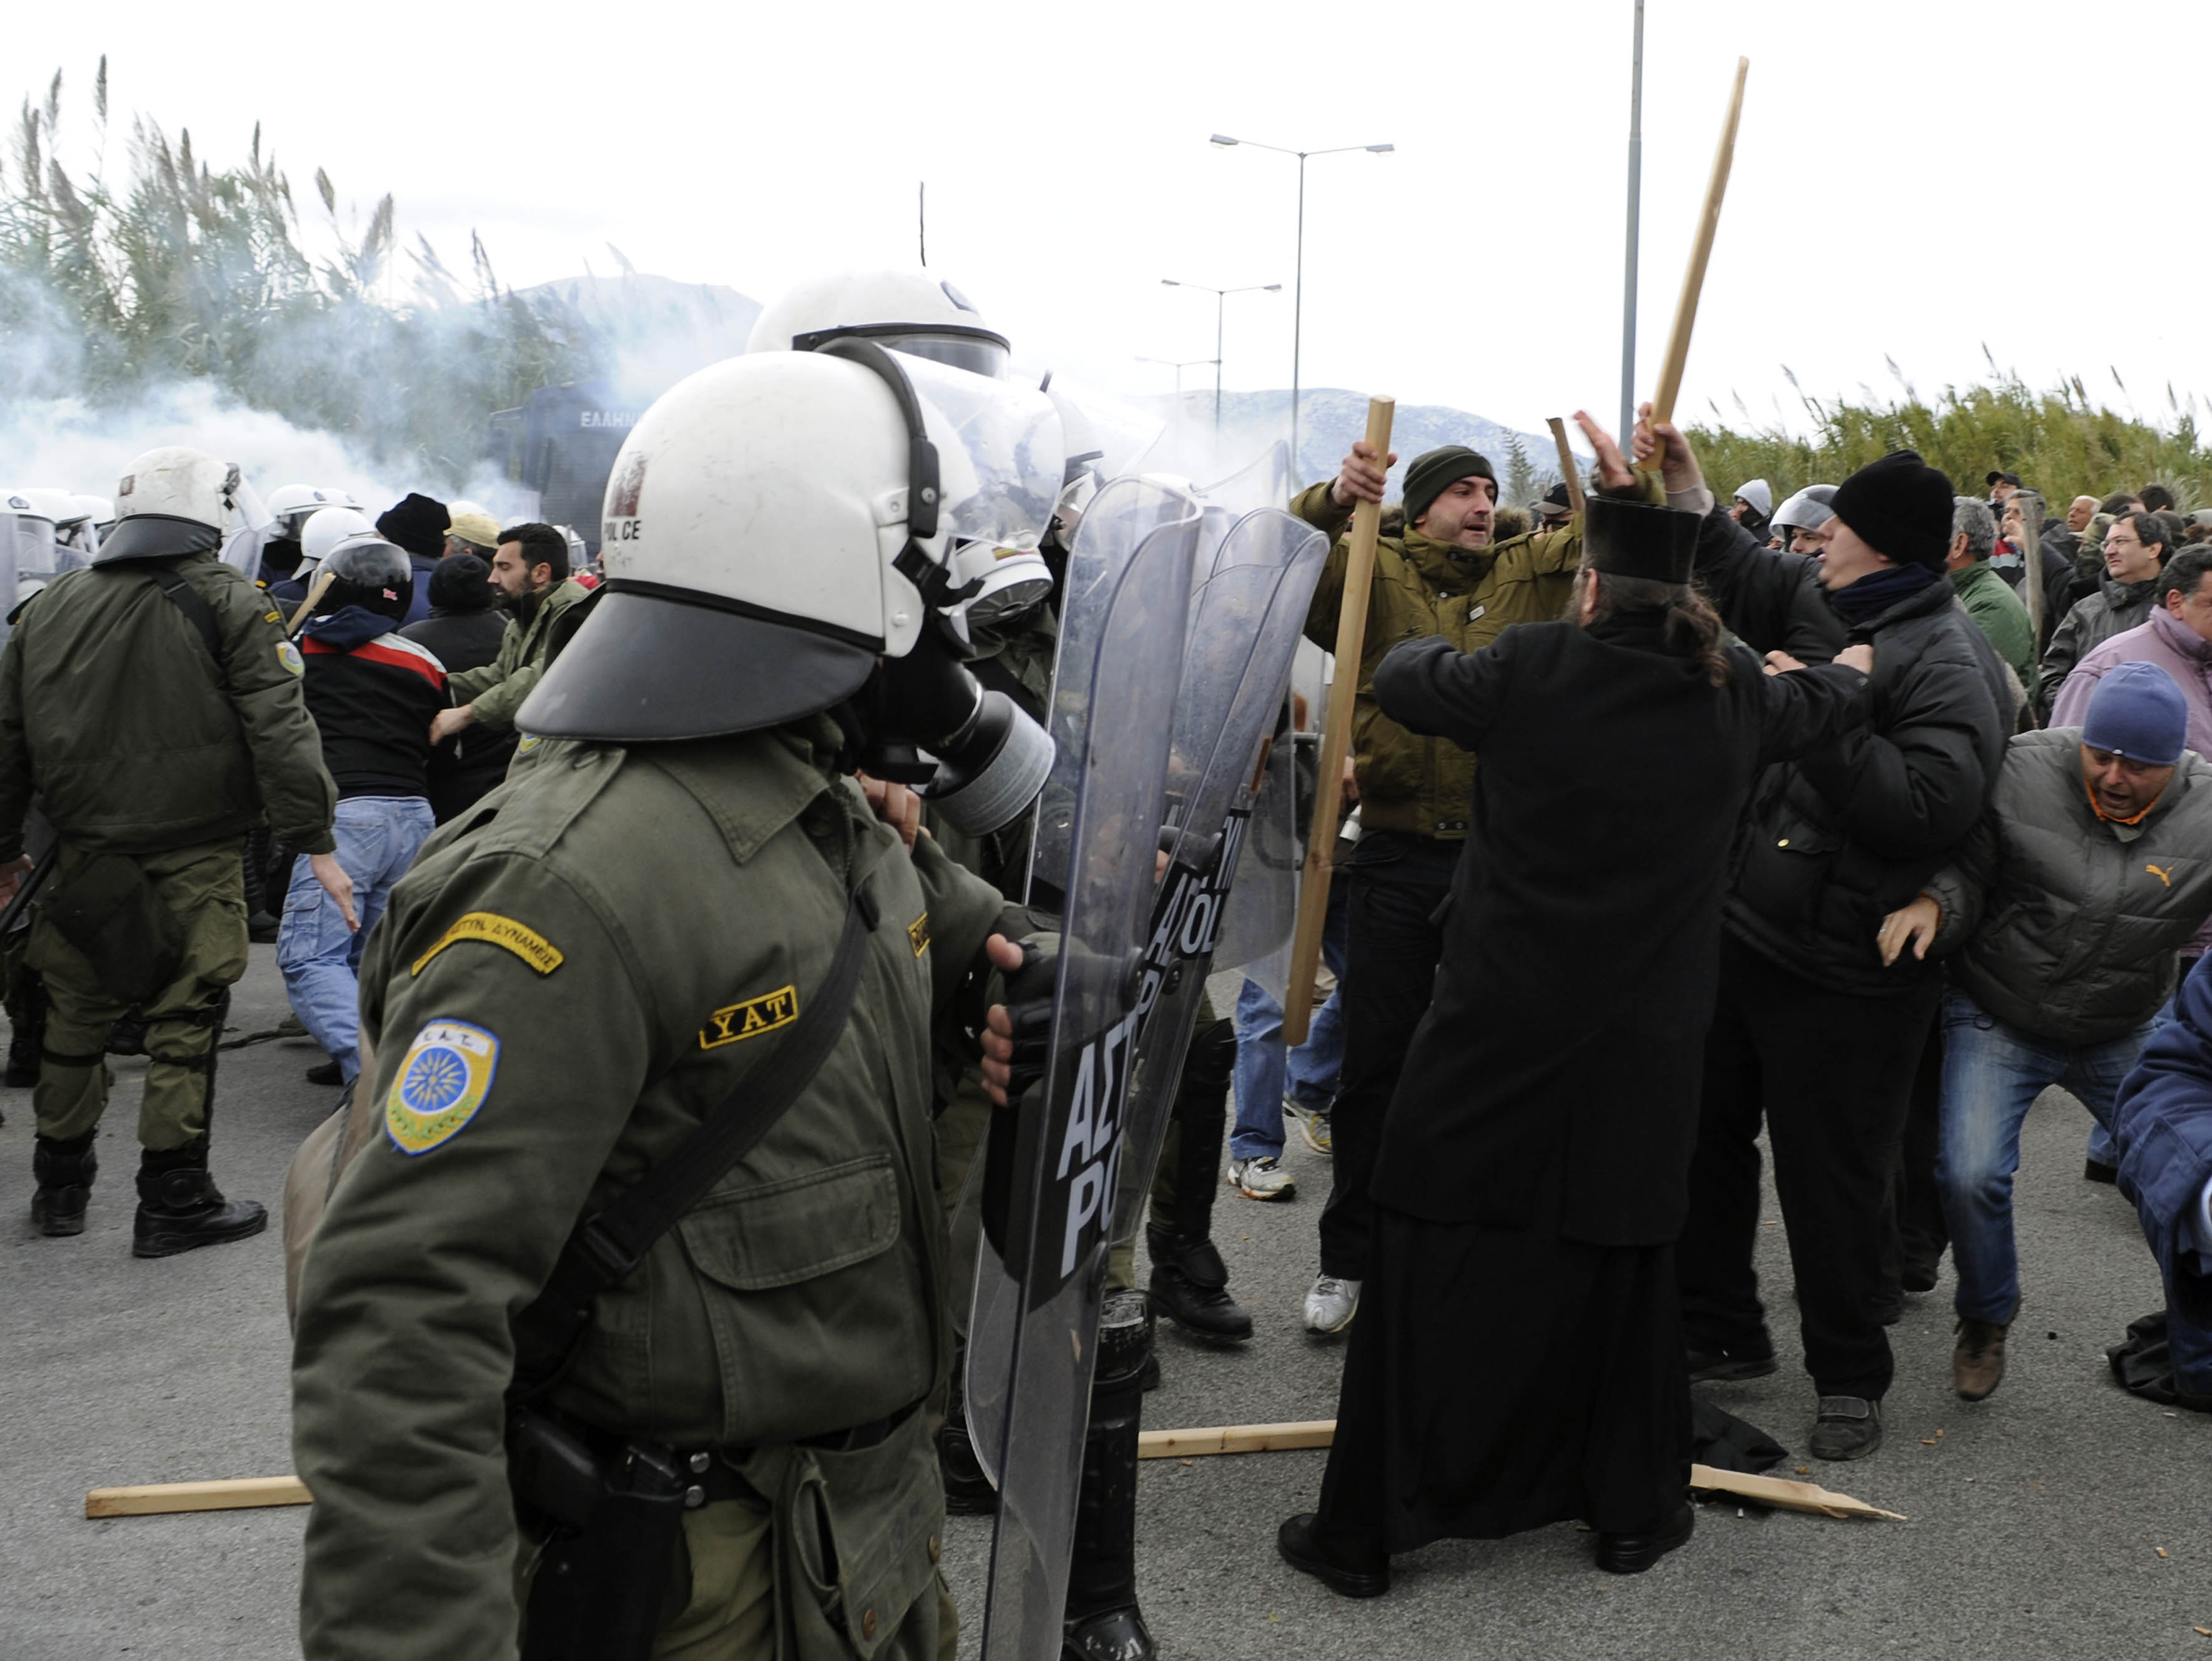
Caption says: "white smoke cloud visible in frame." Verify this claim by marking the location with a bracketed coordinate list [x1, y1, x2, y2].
[0, 379, 541, 528]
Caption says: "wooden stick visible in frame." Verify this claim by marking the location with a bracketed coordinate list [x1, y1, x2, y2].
[287, 568, 336, 634]
[87, 1476, 311, 1519]
[1648, 57, 1749, 430]
[1284, 396, 1395, 1046]
[1687, 1463, 1906, 1522]
[1545, 418, 1586, 515]
[1131, 1420, 1903, 1520]
[2017, 496, 2045, 645]
[1139, 1421, 1335, 1459]
[86, 1439, 1900, 1525]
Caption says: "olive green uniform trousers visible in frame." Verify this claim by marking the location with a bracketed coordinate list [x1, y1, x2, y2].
[29, 837, 247, 1150]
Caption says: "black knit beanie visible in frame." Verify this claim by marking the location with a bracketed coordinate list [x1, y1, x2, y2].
[1402, 446, 1498, 530]
[1829, 451, 1955, 573]
[428, 552, 494, 612]
[376, 492, 451, 560]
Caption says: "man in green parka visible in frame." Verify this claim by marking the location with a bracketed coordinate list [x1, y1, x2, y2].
[1289, 430, 1591, 1333]
[1945, 495, 2036, 707]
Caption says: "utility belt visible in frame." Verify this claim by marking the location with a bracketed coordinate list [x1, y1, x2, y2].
[508, 1396, 925, 1661]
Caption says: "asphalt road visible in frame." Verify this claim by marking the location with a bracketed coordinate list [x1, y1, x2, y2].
[2, 950, 2206, 1659]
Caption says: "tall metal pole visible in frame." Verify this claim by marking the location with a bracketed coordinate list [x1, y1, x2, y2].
[1292, 151, 1307, 483]
[1619, 0, 1644, 446]
[1221, 292, 1239, 435]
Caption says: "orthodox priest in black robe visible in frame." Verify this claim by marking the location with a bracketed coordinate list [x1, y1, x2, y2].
[1279, 478, 1874, 1591]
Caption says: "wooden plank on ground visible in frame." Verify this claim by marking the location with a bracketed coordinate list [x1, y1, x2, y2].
[86, 1476, 312, 1519]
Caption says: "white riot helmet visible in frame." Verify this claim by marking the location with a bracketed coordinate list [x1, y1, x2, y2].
[300, 506, 376, 566]
[61, 494, 111, 555]
[519, 346, 1059, 833]
[265, 483, 359, 537]
[745, 269, 1011, 381]
[99, 447, 241, 563]
[1773, 484, 1837, 538]
[4, 488, 67, 581]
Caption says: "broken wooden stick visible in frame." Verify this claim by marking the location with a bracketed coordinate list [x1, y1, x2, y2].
[1688, 1462, 1905, 1521]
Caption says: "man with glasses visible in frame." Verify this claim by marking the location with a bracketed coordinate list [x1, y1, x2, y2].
[2040, 511, 2168, 716]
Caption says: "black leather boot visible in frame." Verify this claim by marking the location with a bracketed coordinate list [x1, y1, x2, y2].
[1145, 1020, 1252, 1343]
[939, 1339, 998, 1516]
[1146, 1228, 1254, 1341]
[132, 1137, 267, 1258]
[31, 1130, 97, 1236]
[6, 968, 48, 1088]
[1063, 1289, 1156, 1661]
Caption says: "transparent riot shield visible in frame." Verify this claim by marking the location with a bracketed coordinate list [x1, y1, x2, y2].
[1201, 438, 1294, 520]
[1211, 724, 1301, 999]
[970, 496, 1199, 1661]
[1026, 477, 1206, 904]
[1109, 509, 1328, 1244]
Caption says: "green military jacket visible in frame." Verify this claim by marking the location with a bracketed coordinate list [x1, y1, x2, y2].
[448, 577, 592, 731]
[0, 553, 337, 859]
[292, 717, 1006, 1659]
[1948, 557, 2036, 696]
[1293, 481, 1582, 838]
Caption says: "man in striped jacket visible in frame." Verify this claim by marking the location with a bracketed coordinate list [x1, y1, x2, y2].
[281, 537, 448, 1087]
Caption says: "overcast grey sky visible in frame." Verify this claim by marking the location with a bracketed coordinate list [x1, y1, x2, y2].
[11, 0, 2196, 440]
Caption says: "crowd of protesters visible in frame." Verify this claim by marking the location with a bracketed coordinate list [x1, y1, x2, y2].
[1254, 412, 2212, 1594]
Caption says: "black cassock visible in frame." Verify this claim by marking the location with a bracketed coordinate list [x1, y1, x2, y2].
[1312, 610, 1867, 1554]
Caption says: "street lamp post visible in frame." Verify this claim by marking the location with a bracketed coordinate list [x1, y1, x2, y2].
[1210, 134, 1393, 483]
[1136, 355, 1219, 417]
[1620, 0, 1646, 446]
[1161, 278, 1282, 430]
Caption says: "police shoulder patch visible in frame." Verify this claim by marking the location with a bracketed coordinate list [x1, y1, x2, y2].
[386, 1020, 500, 1155]
[700, 985, 798, 1049]
[412, 911, 564, 977]
[277, 639, 304, 677]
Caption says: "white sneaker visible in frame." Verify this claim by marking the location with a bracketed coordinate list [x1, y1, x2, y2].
[1229, 1155, 1296, 1201]
[1303, 1274, 1362, 1334]
[1287, 1096, 1333, 1156]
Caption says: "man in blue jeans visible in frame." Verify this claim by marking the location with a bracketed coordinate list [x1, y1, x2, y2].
[1880, 663, 2212, 1401]
[280, 538, 448, 1085]
[1229, 898, 1347, 1200]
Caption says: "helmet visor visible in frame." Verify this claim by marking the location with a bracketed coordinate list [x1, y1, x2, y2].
[899, 352, 1064, 553]
[794, 323, 1010, 381]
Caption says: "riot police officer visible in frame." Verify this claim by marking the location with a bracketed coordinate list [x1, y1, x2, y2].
[0, 447, 346, 1253]
[292, 346, 1057, 1659]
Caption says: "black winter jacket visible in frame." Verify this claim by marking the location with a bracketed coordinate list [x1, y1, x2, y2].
[1691, 504, 1844, 665]
[400, 608, 518, 821]
[1696, 513, 2013, 997]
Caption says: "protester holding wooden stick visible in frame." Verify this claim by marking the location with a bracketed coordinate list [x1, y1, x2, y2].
[1277, 412, 1875, 1594]
[1286, 433, 1593, 1335]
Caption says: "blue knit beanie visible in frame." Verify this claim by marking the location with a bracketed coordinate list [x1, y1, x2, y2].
[2081, 661, 2188, 766]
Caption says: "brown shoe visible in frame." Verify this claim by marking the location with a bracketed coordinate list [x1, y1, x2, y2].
[1954, 1317, 2010, 1400]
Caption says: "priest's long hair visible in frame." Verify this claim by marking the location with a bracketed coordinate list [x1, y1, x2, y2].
[1570, 564, 1732, 689]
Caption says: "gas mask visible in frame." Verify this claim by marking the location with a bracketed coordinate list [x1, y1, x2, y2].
[814, 338, 1060, 835]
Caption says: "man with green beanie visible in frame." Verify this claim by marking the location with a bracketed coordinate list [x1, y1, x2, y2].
[1288, 433, 1589, 1334]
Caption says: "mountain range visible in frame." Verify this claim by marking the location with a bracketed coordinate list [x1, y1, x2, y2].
[506, 276, 1580, 500]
